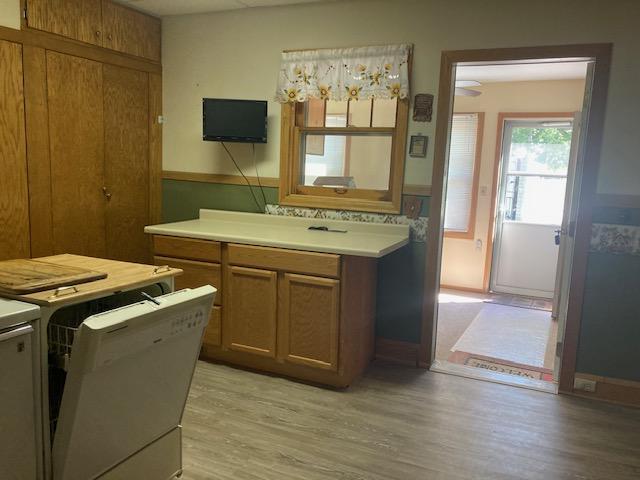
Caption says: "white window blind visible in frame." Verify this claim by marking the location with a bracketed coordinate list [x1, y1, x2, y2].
[444, 113, 479, 232]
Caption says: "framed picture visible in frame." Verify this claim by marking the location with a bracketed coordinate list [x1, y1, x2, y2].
[409, 135, 428, 157]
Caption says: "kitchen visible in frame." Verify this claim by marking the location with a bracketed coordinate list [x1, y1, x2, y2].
[1, 1, 640, 480]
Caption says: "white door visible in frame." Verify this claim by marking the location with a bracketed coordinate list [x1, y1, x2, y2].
[552, 62, 595, 380]
[491, 119, 574, 298]
[52, 285, 215, 480]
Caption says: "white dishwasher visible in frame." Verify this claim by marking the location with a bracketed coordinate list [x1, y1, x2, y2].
[0, 298, 41, 480]
[47, 285, 215, 480]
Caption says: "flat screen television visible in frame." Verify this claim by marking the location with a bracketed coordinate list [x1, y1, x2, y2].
[202, 98, 267, 143]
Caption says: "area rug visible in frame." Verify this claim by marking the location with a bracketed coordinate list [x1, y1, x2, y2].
[485, 294, 552, 311]
[450, 303, 553, 368]
[448, 350, 554, 382]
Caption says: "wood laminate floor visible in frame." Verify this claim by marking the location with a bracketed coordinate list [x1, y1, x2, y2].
[181, 360, 640, 480]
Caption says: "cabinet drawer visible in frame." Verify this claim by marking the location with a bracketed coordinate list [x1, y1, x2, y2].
[154, 256, 222, 306]
[203, 306, 221, 347]
[153, 236, 221, 263]
[227, 244, 340, 278]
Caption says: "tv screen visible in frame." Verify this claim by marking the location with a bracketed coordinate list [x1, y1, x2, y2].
[203, 98, 267, 143]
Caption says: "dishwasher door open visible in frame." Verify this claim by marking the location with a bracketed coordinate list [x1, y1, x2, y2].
[51, 285, 215, 480]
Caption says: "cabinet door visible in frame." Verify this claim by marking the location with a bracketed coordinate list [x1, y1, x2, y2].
[27, 0, 103, 46]
[279, 273, 340, 371]
[225, 266, 277, 357]
[102, 1, 161, 61]
[104, 64, 150, 264]
[0, 40, 30, 260]
[153, 256, 222, 305]
[46, 51, 106, 257]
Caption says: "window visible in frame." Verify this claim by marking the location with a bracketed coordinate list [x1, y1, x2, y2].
[280, 97, 409, 213]
[277, 44, 412, 213]
[502, 122, 572, 225]
[444, 113, 484, 237]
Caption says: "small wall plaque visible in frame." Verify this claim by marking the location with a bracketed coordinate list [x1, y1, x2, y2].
[409, 135, 428, 158]
[413, 93, 434, 122]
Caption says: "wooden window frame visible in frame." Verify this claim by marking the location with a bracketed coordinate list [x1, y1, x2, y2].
[444, 111, 485, 240]
[278, 98, 409, 214]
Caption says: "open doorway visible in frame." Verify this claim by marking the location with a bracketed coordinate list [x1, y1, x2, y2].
[431, 60, 592, 391]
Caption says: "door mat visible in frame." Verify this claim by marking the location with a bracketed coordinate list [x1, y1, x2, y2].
[448, 350, 554, 382]
[485, 294, 553, 312]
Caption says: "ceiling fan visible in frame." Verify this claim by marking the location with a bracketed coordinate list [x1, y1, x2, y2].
[455, 80, 482, 96]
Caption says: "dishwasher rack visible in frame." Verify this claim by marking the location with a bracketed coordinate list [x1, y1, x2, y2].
[46, 284, 165, 437]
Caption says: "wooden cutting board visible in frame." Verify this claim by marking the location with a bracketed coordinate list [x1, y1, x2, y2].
[0, 258, 108, 294]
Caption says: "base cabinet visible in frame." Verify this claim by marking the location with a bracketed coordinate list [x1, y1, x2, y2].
[152, 237, 377, 387]
[279, 273, 340, 371]
[225, 266, 277, 358]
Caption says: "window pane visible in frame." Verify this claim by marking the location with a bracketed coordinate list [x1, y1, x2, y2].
[325, 100, 347, 126]
[504, 175, 566, 225]
[301, 133, 392, 190]
[371, 98, 397, 127]
[508, 126, 572, 175]
[348, 99, 372, 127]
[444, 114, 479, 232]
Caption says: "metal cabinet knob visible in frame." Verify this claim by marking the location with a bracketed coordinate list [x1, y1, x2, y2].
[102, 187, 112, 200]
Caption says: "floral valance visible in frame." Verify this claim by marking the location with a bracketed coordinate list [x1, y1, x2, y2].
[275, 44, 411, 103]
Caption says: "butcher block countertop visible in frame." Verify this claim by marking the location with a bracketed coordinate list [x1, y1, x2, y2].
[1, 254, 180, 307]
[144, 209, 410, 258]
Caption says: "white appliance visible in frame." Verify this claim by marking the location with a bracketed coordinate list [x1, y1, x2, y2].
[2, 281, 215, 480]
[0, 298, 41, 480]
[50, 285, 215, 479]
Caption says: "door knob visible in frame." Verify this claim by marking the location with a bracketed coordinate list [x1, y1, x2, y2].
[554, 229, 561, 246]
[102, 187, 112, 200]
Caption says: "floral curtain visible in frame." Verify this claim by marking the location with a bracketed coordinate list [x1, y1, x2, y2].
[275, 44, 411, 103]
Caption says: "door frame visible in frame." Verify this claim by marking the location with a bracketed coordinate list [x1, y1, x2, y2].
[420, 44, 612, 394]
[488, 113, 576, 298]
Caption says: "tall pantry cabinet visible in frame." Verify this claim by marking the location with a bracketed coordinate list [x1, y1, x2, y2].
[0, 0, 162, 263]
[0, 40, 30, 261]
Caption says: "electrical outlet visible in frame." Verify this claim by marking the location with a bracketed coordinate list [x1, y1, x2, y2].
[574, 377, 597, 393]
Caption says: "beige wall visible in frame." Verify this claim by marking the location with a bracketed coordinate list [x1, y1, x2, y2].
[0, 0, 21, 29]
[163, 0, 640, 194]
[441, 79, 586, 290]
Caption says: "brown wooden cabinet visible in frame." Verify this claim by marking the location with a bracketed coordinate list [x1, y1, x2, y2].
[151, 236, 377, 387]
[279, 273, 340, 371]
[152, 237, 224, 351]
[0, 40, 30, 261]
[25, 0, 161, 61]
[102, 1, 161, 62]
[225, 266, 278, 358]
[27, 0, 103, 46]
[104, 64, 150, 263]
[36, 51, 154, 263]
[47, 51, 107, 258]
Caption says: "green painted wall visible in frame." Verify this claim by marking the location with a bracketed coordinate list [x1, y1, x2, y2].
[163, 179, 278, 222]
[577, 252, 640, 381]
[162, 179, 429, 344]
[574, 206, 640, 382]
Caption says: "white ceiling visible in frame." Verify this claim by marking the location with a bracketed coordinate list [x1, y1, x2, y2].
[457, 62, 589, 83]
[118, 0, 334, 16]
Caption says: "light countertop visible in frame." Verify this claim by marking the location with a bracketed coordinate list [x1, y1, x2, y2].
[145, 209, 410, 258]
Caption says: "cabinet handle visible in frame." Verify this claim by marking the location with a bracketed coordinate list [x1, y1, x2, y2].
[102, 187, 112, 200]
[95, 30, 101, 37]
[107, 34, 113, 41]
[49, 286, 79, 298]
